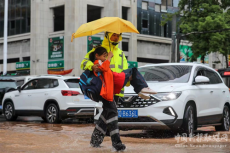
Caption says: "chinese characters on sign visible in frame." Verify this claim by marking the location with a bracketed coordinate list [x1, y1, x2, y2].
[16, 61, 30, 70]
[47, 61, 64, 70]
[48, 37, 64, 60]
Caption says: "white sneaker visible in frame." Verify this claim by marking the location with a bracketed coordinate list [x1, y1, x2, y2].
[138, 92, 150, 100]
[141, 87, 157, 94]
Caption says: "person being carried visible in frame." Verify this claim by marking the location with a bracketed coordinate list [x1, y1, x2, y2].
[89, 46, 157, 102]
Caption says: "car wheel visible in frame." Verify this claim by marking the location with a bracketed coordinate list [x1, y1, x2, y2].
[45, 103, 61, 123]
[215, 106, 229, 131]
[181, 105, 195, 137]
[4, 102, 17, 121]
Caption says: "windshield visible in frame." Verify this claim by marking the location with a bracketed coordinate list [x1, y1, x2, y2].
[65, 79, 80, 88]
[0, 81, 17, 88]
[138, 65, 192, 83]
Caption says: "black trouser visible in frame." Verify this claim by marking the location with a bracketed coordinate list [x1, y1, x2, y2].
[90, 96, 122, 146]
[123, 67, 148, 94]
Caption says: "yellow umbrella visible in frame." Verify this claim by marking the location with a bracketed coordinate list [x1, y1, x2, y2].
[71, 17, 139, 42]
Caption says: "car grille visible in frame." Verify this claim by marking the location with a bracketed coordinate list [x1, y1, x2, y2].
[116, 96, 160, 108]
[118, 117, 156, 122]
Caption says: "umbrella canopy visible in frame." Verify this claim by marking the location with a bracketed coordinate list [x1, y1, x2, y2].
[71, 17, 139, 42]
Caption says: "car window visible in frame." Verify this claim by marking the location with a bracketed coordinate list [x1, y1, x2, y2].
[36, 79, 51, 89]
[49, 79, 59, 88]
[22, 79, 58, 90]
[22, 79, 38, 90]
[16, 80, 24, 87]
[65, 79, 80, 88]
[138, 65, 192, 83]
[196, 70, 205, 76]
[0, 81, 17, 88]
[204, 70, 222, 84]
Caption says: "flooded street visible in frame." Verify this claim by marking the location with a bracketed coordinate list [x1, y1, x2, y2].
[0, 116, 230, 153]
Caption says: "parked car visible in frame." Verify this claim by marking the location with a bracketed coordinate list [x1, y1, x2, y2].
[95, 63, 230, 136]
[2, 75, 101, 123]
[0, 76, 35, 115]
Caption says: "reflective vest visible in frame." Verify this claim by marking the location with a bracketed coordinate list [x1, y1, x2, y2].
[80, 37, 129, 97]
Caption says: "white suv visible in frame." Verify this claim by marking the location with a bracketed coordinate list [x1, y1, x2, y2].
[2, 75, 100, 123]
[96, 63, 230, 136]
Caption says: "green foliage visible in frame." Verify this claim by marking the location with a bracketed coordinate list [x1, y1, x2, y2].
[161, 0, 230, 67]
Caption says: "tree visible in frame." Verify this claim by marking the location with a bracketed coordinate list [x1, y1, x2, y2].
[162, 0, 230, 68]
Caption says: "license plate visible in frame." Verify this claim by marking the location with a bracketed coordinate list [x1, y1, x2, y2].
[118, 110, 138, 118]
[0, 105, 2, 109]
[84, 95, 90, 99]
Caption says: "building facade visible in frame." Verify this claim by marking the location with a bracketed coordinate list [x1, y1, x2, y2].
[0, 0, 222, 76]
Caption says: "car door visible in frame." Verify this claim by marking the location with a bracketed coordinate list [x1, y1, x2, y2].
[192, 67, 214, 118]
[29, 78, 52, 110]
[203, 69, 226, 115]
[14, 79, 38, 110]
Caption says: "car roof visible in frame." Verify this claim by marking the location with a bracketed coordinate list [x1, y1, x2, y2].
[29, 75, 80, 80]
[140, 63, 211, 69]
[0, 75, 38, 81]
[0, 76, 26, 81]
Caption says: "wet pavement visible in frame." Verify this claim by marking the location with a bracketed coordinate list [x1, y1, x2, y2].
[0, 115, 230, 153]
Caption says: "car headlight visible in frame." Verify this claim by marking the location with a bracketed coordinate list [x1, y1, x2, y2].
[152, 92, 182, 101]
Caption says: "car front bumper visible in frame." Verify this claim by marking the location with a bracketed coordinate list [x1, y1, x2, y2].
[118, 117, 183, 130]
[117, 97, 184, 130]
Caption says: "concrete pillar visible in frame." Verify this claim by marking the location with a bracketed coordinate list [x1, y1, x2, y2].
[128, 0, 137, 61]
[64, 0, 76, 76]
[73, 0, 88, 76]
[30, 0, 50, 75]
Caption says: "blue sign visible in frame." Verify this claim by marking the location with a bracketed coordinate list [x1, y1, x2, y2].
[118, 110, 138, 118]
[0, 105, 2, 110]
[84, 95, 90, 99]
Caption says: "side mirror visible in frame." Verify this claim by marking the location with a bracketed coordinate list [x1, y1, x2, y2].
[193, 76, 210, 85]
[17, 86, 21, 92]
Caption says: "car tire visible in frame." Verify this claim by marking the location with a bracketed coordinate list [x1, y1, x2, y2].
[215, 106, 229, 131]
[181, 105, 195, 137]
[4, 102, 17, 121]
[45, 103, 61, 123]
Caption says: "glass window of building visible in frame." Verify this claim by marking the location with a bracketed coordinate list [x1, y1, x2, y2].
[87, 5, 102, 23]
[142, 2, 148, 10]
[53, 6, 65, 32]
[155, 4, 160, 12]
[167, 0, 172, 7]
[122, 41, 129, 52]
[161, 0, 167, 11]
[122, 6, 129, 20]
[142, 20, 148, 28]
[0, 0, 31, 37]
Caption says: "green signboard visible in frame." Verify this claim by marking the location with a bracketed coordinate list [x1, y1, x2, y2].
[48, 36, 64, 60]
[180, 45, 209, 64]
[87, 36, 103, 52]
[128, 61, 138, 68]
[48, 60, 64, 69]
[179, 45, 193, 62]
[16, 61, 30, 70]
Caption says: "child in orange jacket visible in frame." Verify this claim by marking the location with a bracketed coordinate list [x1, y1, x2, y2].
[89, 46, 157, 102]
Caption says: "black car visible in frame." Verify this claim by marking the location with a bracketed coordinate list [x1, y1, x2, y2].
[0, 76, 29, 115]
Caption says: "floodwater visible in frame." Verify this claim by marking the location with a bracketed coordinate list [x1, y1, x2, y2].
[0, 116, 230, 153]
